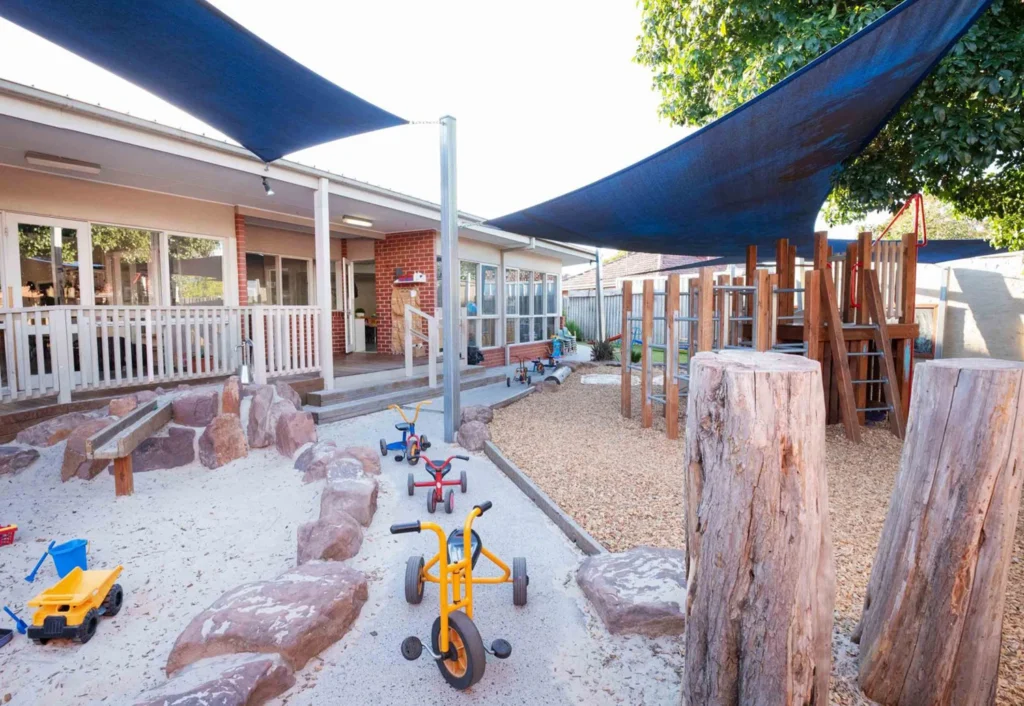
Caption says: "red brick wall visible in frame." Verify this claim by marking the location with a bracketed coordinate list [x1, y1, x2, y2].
[333, 240, 347, 354]
[481, 340, 552, 368]
[374, 230, 437, 355]
[234, 209, 247, 305]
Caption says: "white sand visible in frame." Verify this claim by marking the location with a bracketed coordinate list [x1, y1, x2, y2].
[0, 425, 321, 705]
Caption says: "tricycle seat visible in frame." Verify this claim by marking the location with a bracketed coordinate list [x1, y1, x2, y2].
[395, 422, 412, 432]
[425, 460, 452, 475]
[446, 529, 482, 569]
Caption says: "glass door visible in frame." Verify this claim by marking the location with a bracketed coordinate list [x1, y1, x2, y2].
[343, 258, 355, 353]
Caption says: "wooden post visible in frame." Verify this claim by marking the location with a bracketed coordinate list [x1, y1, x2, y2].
[775, 238, 791, 316]
[842, 244, 856, 323]
[716, 274, 730, 348]
[620, 280, 632, 418]
[897, 229, 918, 424]
[755, 269, 771, 352]
[683, 351, 834, 706]
[803, 270, 821, 363]
[854, 232, 872, 424]
[665, 275, 680, 440]
[745, 245, 757, 343]
[696, 268, 714, 353]
[812, 231, 829, 271]
[823, 274, 861, 442]
[641, 279, 654, 428]
[113, 456, 134, 497]
[731, 276, 743, 347]
[856, 359, 1024, 706]
[768, 273, 779, 350]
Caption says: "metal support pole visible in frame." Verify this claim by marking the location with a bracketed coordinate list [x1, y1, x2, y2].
[440, 116, 460, 442]
[595, 251, 606, 341]
[314, 177, 335, 391]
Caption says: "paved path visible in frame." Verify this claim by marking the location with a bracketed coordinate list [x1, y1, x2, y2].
[271, 401, 683, 705]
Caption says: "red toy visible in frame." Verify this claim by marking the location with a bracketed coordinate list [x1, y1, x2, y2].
[407, 455, 469, 514]
[0, 525, 16, 548]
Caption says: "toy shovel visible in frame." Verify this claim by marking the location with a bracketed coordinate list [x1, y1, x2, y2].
[25, 540, 56, 583]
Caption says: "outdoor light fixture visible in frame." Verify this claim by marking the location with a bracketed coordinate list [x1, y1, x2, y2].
[262, 176, 274, 196]
[25, 151, 101, 174]
[342, 215, 373, 228]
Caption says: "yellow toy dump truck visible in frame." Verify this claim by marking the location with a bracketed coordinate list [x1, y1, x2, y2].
[27, 566, 124, 644]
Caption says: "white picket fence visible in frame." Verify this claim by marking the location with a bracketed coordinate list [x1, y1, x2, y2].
[0, 305, 321, 403]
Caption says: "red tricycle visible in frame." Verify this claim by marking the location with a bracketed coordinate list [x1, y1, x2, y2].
[408, 454, 469, 514]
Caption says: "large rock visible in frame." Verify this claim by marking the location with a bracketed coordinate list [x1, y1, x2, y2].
[61, 417, 114, 482]
[0, 446, 40, 476]
[274, 411, 316, 458]
[337, 446, 381, 477]
[108, 394, 139, 417]
[297, 513, 363, 564]
[320, 476, 378, 527]
[173, 391, 219, 427]
[16, 411, 97, 447]
[223, 376, 242, 416]
[576, 547, 687, 637]
[199, 414, 248, 469]
[166, 562, 368, 674]
[273, 382, 302, 410]
[456, 420, 491, 452]
[133, 653, 294, 706]
[247, 389, 293, 449]
[324, 458, 365, 484]
[460, 405, 493, 425]
[132, 427, 196, 473]
[297, 443, 365, 485]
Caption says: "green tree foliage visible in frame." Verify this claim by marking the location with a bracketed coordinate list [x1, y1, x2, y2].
[856, 194, 988, 241]
[636, 0, 1024, 248]
[17, 225, 218, 264]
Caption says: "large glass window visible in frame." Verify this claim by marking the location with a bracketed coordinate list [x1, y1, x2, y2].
[546, 274, 557, 315]
[169, 235, 224, 306]
[246, 253, 309, 305]
[504, 266, 557, 344]
[505, 268, 518, 316]
[518, 270, 531, 314]
[17, 223, 81, 306]
[481, 265, 497, 316]
[281, 258, 309, 305]
[461, 260, 499, 349]
[91, 225, 158, 306]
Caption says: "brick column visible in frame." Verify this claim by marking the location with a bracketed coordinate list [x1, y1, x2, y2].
[234, 207, 247, 305]
[374, 230, 437, 355]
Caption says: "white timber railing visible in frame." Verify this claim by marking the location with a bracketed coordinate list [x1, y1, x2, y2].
[404, 304, 439, 388]
[0, 304, 321, 403]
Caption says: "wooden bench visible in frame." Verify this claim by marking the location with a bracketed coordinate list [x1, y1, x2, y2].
[85, 400, 173, 497]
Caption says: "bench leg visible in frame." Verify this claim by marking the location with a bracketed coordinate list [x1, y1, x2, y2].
[114, 456, 134, 497]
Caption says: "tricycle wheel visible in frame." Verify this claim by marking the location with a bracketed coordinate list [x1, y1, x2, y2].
[101, 583, 124, 617]
[460, 470, 467, 493]
[427, 491, 437, 514]
[406, 438, 420, 466]
[431, 611, 486, 690]
[379, 438, 387, 457]
[527, 374, 532, 384]
[405, 555, 425, 604]
[76, 608, 99, 644]
[506, 377, 511, 387]
[445, 489, 455, 514]
[513, 557, 528, 606]
[407, 473, 416, 496]
[420, 434, 430, 450]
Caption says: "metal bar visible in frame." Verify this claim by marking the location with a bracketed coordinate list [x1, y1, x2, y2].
[852, 378, 889, 384]
[856, 406, 893, 413]
[848, 351, 883, 357]
[440, 115, 459, 442]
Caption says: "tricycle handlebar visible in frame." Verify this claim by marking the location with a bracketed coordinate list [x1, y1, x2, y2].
[456, 454, 469, 461]
[474, 501, 493, 516]
[390, 521, 422, 535]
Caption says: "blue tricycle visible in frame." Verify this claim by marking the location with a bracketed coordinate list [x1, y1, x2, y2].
[380, 401, 432, 465]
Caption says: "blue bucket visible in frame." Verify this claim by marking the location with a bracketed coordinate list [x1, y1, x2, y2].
[50, 539, 88, 578]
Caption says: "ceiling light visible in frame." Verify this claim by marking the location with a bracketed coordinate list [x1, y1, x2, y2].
[25, 151, 101, 174]
[342, 215, 373, 228]
[262, 176, 274, 196]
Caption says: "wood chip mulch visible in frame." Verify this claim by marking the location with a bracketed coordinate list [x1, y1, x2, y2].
[491, 366, 1024, 705]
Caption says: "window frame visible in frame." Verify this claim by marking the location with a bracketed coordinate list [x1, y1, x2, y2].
[502, 265, 560, 345]
[244, 251, 313, 306]
[461, 259, 501, 350]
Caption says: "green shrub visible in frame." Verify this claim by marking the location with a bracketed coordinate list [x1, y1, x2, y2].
[591, 339, 616, 362]
[565, 320, 584, 341]
[630, 349, 641, 364]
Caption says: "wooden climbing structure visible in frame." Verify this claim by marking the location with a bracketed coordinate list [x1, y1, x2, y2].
[622, 230, 920, 442]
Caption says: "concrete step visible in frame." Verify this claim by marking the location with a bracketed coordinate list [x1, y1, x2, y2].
[309, 369, 508, 425]
[307, 365, 487, 407]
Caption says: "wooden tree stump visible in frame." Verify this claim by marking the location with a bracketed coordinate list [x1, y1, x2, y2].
[683, 351, 834, 706]
[856, 358, 1024, 706]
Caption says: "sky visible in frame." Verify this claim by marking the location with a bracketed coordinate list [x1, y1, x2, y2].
[0, 0, 689, 220]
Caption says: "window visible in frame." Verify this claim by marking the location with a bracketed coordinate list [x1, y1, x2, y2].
[169, 235, 224, 306]
[461, 260, 500, 349]
[504, 266, 558, 344]
[246, 253, 310, 306]
[91, 225, 159, 306]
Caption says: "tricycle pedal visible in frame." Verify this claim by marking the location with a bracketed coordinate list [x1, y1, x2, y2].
[489, 639, 512, 659]
[401, 635, 423, 661]
[395, 454, 404, 462]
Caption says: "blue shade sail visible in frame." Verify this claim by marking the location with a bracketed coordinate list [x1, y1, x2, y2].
[0, 0, 407, 162]
[487, 0, 992, 259]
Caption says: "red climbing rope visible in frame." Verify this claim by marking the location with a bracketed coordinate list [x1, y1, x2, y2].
[874, 193, 928, 247]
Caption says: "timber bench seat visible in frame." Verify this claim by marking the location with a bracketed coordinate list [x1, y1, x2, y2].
[85, 400, 173, 497]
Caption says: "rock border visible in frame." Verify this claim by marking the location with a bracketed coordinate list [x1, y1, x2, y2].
[484, 440, 605, 555]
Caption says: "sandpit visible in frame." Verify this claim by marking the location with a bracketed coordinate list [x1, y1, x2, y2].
[490, 364, 1024, 705]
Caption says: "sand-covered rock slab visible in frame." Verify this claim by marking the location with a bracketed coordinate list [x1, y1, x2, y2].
[222, 376, 242, 416]
[273, 382, 302, 410]
[274, 411, 316, 457]
[134, 653, 294, 706]
[297, 513, 363, 564]
[199, 414, 248, 469]
[460, 405, 493, 425]
[61, 417, 114, 481]
[247, 388, 292, 449]
[173, 391, 219, 427]
[456, 420, 490, 451]
[577, 547, 686, 637]
[337, 446, 381, 476]
[17, 411, 98, 447]
[132, 427, 196, 473]
[320, 476, 378, 527]
[0, 446, 39, 475]
[166, 562, 368, 674]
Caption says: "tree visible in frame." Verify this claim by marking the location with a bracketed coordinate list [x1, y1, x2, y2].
[636, 0, 1024, 248]
[856, 193, 988, 240]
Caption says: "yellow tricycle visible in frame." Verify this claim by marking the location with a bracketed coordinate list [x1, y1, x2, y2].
[390, 501, 528, 690]
[380, 400, 431, 465]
